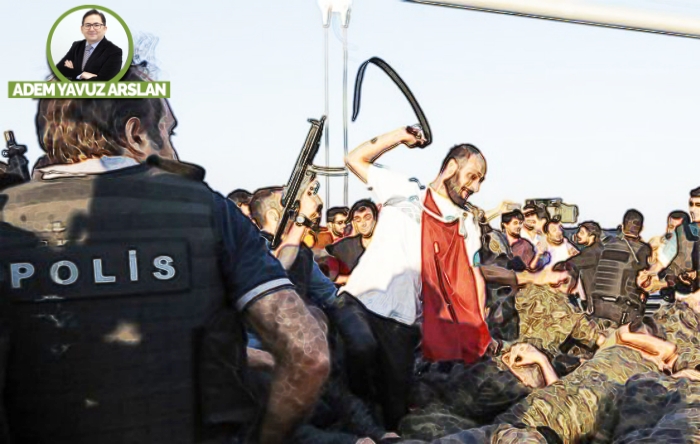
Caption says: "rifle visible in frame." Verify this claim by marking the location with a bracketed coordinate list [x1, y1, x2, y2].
[0, 131, 31, 189]
[271, 116, 327, 250]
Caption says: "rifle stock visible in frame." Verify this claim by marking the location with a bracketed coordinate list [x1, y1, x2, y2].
[271, 116, 326, 250]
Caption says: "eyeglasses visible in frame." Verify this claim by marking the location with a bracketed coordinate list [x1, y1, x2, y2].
[82, 23, 104, 30]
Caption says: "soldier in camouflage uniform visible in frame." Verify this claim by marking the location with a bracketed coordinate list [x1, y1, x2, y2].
[400, 358, 533, 441]
[512, 284, 607, 359]
[653, 295, 700, 373]
[601, 292, 700, 443]
[399, 284, 605, 441]
[403, 291, 700, 444]
[418, 320, 674, 444]
[584, 371, 700, 444]
[495, 344, 660, 443]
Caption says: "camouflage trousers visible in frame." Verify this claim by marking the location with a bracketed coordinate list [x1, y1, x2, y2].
[399, 423, 553, 444]
[399, 359, 531, 441]
[599, 372, 700, 443]
[496, 346, 658, 444]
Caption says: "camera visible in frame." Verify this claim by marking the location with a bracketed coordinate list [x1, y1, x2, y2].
[524, 198, 579, 224]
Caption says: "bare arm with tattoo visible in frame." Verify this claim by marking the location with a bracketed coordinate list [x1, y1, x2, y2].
[345, 126, 426, 183]
[245, 288, 331, 444]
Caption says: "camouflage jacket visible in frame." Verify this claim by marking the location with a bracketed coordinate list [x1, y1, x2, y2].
[498, 345, 658, 443]
[511, 285, 607, 358]
[654, 301, 700, 372]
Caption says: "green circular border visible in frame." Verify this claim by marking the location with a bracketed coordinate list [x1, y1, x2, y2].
[46, 5, 134, 83]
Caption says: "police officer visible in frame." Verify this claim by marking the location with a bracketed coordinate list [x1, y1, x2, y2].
[0, 66, 330, 444]
[588, 209, 652, 324]
[247, 186, 385, 419]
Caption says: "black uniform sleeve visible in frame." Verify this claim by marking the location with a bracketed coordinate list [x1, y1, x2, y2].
[0, 317, 10, 441]
[213, 194, 293, 311]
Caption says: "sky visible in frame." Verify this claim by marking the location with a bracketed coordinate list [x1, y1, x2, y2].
[1, 0, 699, 236]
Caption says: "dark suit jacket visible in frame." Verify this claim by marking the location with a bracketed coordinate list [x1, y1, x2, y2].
[56, 38, 123, 81]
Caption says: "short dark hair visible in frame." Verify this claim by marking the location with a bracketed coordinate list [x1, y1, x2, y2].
[690, 187, 700, 198]
[38, 65, 168, 164]
[82, 9, 106, 25]
[227, 189, 253, 206]
[622, 209, 644, 237]
[668, 210, 690, 226]
[327, 206, 349, 222]
[523, 203, 549, 221]
[579, 221, 602, 241]
[249, 186, 283, 229]
[439, 144, 484, 174]
[349, 199, 378, 221]
[501, 210, 524, 227]
[543, 217, 561, 235]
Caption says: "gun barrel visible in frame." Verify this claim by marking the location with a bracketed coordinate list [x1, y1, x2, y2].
[4, 131, 15, 146]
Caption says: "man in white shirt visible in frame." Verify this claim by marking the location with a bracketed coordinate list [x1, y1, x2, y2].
[542, 218, 579, 270]
[340, 124, 492, 429]
[340, 124, 572, 431]
[521, 204, 549, 253]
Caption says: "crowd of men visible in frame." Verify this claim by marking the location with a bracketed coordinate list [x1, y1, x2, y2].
[1, 64, 700, 444]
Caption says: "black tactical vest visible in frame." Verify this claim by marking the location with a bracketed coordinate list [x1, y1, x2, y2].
[590, 235, 648, 324]
[0, 164, 258, 444]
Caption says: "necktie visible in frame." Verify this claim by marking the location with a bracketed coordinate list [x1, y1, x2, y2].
[82, 45, 94, 70]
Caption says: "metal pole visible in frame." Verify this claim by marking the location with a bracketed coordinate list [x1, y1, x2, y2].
[404, 0, 700, 39]
[342, 25, 349, 207]
[324, 26, 331, 211]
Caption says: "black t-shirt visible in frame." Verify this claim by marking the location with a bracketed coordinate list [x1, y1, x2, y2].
[325, 235, 365, 273]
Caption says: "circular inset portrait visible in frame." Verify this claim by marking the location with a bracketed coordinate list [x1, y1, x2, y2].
[47, 5, 133, 82]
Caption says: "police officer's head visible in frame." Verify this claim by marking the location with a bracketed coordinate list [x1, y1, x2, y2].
[36, 66, 177, 165]
[622, 209, 644, 239]
[438, 144, 486, 208]
[249, 186, 284, 233]
[689, 187, 700, 224]
[227, 189, 253, 218]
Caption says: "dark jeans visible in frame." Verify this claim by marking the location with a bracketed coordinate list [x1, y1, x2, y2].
[332, 294, 421, 430]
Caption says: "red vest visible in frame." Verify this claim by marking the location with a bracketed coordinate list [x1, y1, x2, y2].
[420, 190, 491, 363]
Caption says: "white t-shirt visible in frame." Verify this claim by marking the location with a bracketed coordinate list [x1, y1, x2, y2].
[545, 238, 578, 268]
[340, 164, 482, 325]
[521, 228, 543, 251]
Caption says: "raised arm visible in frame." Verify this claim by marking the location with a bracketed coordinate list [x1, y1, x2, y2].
[345, 125, 425, 183]
[274, 181, 322, 269]
[245, 289, 331, 444]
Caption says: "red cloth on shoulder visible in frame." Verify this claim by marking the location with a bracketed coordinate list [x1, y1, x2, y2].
[420, 190, 491, 364]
